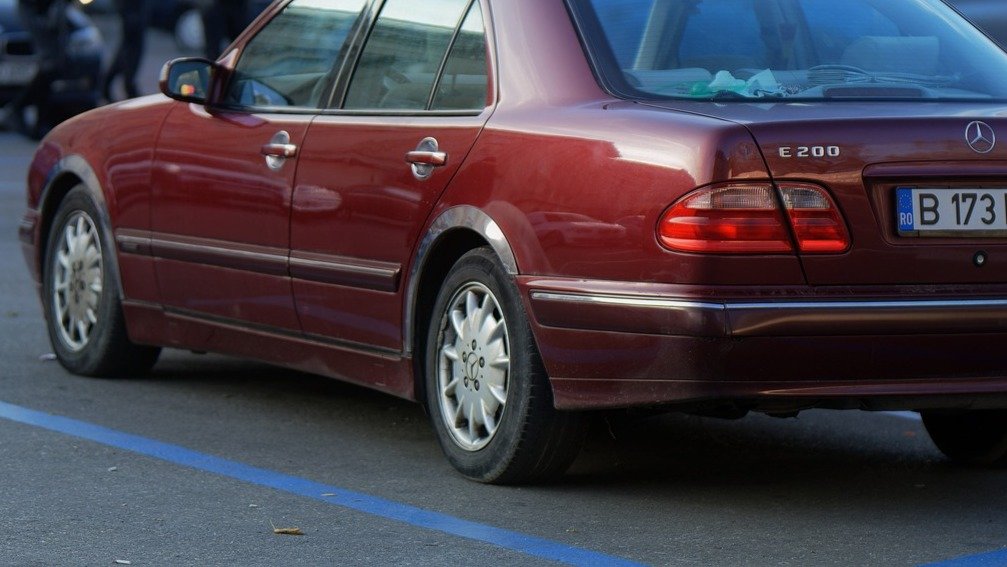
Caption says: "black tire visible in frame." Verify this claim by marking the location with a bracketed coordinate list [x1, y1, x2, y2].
[424, 248, 586, 484]
[921, 409, 1007, 466]
[42, 186, 160, 377]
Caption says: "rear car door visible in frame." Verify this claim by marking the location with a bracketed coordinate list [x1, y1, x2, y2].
[289, 0, 493, 351]
[151, 0, 367, 331]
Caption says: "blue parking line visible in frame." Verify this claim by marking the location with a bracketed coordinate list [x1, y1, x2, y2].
[0, 400, 642, 567]
[887, 412, 1007, 567]
[924, 548, 1007, 566]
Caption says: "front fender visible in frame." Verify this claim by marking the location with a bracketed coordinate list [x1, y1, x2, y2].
[34, 155, 125, 299]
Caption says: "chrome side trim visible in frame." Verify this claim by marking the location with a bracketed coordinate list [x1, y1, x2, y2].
[116, 230, 402, 292]
[529, 292, 1007, 312]
[530, 291, 726, 312]
[732, 299, 1007, 310]
[290, 258, 397, 279]
[150, 236, 288, 275]
[403, 205, 519, 356]
[290, 252, 401, 292]
[115, 230, 151, 255]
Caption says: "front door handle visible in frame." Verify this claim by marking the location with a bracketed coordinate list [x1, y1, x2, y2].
[262, 131, 298, 170]
[406, 137, 447, 180]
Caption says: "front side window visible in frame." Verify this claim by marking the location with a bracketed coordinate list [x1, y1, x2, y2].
[226, 0, 367, 109]
[570, 0, 1007, 101]
[342, 0, 477, 110]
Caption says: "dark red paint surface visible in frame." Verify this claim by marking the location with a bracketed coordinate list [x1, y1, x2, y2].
[20, 0, 1007, 413]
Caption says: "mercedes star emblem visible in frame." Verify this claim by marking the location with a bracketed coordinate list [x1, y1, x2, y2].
[966, 121, 997, 154]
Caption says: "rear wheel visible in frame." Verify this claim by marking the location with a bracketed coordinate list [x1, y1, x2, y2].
[921, 409, 1007, 466]
[425, 248, 586, 484]
[43, 187, 160, 376]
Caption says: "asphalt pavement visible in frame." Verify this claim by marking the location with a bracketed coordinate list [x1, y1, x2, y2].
[1, 25, 1007, 567]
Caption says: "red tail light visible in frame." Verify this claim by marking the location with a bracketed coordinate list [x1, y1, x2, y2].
[778, 183, 850, 253]
[658, 183, 850, 254]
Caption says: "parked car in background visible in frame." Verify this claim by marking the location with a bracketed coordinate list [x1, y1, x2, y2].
[20, 0, 1007, 484]
[950, 0, 1007, 46]
[0, 0, 103, 137]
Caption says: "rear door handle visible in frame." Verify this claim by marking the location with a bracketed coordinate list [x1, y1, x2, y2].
[261, 143, 299, 159]
[407, 137, 447, 180]
[405, 150, 447, 166]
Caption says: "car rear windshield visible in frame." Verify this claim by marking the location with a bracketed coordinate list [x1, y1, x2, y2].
[567, 0, 1007, 101]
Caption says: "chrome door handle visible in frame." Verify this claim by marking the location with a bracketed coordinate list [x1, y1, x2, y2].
[262, 131, 297, 170]
[405, 150, 447, 166]
[407, 137, 447, 180]
[261, 143, 299, 159]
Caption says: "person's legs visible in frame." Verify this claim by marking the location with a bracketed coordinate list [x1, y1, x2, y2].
[119, 11, 147, 99]
[201, 5, 225, 60]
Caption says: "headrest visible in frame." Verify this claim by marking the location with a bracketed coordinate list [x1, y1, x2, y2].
[841, 36, 939, 75]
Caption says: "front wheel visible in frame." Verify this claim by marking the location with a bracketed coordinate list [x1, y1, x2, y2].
[42, 186, 160, 377]
[921, 409, 1007, 466]
[425, 248, 585, 484]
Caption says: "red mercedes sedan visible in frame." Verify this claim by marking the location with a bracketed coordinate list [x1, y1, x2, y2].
[18, 0, 1007, 483]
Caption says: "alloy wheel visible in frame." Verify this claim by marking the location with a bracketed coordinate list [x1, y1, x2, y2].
[436, 282, 511, 451]
[51, 211, 103, 352]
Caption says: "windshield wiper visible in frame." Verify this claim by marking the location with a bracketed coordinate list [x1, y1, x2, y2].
[707, 89, 751, 100]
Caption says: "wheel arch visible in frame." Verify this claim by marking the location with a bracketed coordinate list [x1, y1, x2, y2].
[37, 155, 124, 298]
[406, 206, 519, 403]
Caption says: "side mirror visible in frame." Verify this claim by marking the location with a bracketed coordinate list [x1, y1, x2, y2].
[160, 58, 216, 104]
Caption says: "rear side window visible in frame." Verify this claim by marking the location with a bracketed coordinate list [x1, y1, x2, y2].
[431, 2, 488, 110]
[227, 0, 366, 109]
[342, 0, 485, 111]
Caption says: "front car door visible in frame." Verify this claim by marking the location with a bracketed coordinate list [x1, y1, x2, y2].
[290, 0, 493, 352]
[151, 0, 368, 333]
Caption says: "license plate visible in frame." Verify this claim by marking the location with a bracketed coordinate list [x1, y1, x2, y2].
[0, 60, 37, 86]
[896, 187, 1007, 237]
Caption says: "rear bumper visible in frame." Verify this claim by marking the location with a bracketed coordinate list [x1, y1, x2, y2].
[522, 278, 1007, 411]
[530, 292, 1007, 337]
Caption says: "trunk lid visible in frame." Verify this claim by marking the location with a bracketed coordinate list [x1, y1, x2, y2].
[645, 100, 1007, 286]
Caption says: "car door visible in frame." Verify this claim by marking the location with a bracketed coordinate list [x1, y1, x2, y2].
[290, 0, 492, 351]
[151, 0, 368, 331]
